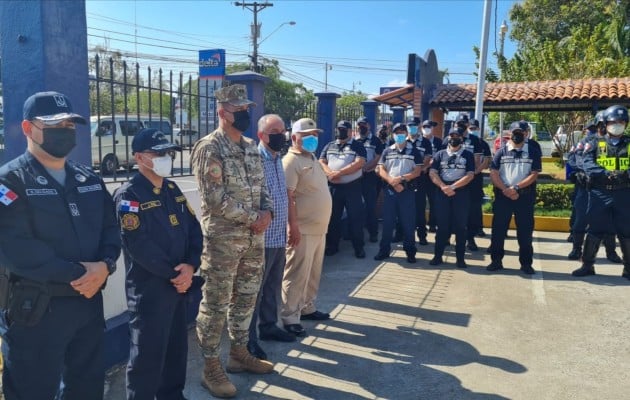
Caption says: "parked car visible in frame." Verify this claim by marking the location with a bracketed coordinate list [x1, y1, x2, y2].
[175, 129, 200, 149]
[90, 115, 173, 174]
[536, 131, 551, 141]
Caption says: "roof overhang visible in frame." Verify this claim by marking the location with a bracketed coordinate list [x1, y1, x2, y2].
[373, 85, 415, 108]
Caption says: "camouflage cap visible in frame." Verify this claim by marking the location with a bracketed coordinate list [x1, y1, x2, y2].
[215, 84, 256, 107]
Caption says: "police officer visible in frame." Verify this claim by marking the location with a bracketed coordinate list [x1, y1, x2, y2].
[487, 121, 543, 274]
[0, 91, 121, 399]
[453, 114, 485, 251]
[572, 105, 630, 278]
[429, 128, 475, 268]
[191, 84, 274, 399]
[407, 118, 433, 245]
[114, 128, 203, 400]
[355, 116, 384, 243]
[320, 120, 367, 258]
[377, 124, 390, 145]
[374, 123, 423, 263]
[421, 120, 442, 233]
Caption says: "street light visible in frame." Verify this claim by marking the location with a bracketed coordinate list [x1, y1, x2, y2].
[258, 21, 296, 46]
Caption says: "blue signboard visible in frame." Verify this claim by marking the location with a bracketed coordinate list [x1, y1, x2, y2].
[199, 49, 225, 79]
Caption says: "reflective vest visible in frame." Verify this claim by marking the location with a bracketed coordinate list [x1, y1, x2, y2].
[596, 140, 630, 171]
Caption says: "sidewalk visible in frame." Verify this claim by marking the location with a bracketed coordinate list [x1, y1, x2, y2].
[104, 225, 630, 399]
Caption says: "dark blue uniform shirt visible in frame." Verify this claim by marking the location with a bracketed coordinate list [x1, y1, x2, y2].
[431, 148, 475, 182]
[0, 152, 121, 283]
[114, 174, 203, 282]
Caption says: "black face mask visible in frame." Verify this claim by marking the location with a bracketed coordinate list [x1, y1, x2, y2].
[448, 137, 463, 147]
[230, 110, 250, 132]
[359, 126, 368, 136]
[511, 132, 525, 144]
[336, 128, 349, 140]
[39, 127, 76, 158]
[267, 133, 285, 152]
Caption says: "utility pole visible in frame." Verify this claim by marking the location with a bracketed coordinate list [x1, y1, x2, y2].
[234, 1, 273, 72]
[324, 62, 332, 91]
[474, 0, 492, 138]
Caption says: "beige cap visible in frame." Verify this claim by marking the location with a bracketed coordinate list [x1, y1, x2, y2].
[292, 118, 322, 133]
[215, 84, 256, 107]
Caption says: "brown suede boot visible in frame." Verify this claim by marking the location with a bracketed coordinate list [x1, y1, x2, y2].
[201, 357, 237, 398]
[226, 345, 274, 374]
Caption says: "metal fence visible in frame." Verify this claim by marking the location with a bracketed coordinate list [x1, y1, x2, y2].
[89, 55, 216, 181]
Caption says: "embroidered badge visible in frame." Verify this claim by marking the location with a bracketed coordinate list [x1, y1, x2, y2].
[209, 163, 222, 179]
[69, 203, 80, 217]
[168, 183, 175, 189]
[153, 187, 161, 195]
[36, 176, 48, 185]
[75, 174, 87, 183]
[0, 184, 18, 206]
[77, 184, 102, 193]
[121, 213, 140, 230]
[120, 200, 140, 212]
[175, 195, 186, 203]
[169, 214, 179, 226]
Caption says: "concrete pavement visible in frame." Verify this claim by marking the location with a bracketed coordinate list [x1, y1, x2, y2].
[104, 209, 630, 399]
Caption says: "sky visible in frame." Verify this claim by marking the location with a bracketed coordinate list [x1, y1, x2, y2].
[85, 0, 519, 97]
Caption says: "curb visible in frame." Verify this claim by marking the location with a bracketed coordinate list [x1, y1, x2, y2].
[482, 213, 570, 232]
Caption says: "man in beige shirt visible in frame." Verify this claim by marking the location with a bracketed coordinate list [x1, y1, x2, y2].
[281, 118, 333, 337]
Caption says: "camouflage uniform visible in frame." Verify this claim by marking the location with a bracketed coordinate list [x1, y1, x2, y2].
[191, 122, 273, 358]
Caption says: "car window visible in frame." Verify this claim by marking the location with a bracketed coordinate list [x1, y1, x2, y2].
[144, 120, 173, 135]
[120, 120, 142, 136]
[96, 121, 115, 136]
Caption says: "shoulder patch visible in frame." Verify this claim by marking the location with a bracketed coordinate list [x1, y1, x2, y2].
[209, 163, 222, 179]
[168, 183, 175, 189]
[120, 199, 140, 212]
[121, 213, 140, 230]
[175, 195, 186, 203]
[0, 184, 19, 205]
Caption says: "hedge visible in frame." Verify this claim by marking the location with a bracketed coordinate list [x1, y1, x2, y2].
[483, 183, 573, 216]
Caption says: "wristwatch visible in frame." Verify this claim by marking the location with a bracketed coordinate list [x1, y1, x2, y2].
[102, 257, 117, 275]
[513, 184, 520, 192]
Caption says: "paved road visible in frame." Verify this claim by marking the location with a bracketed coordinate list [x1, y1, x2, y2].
[104, 178, 630, 400]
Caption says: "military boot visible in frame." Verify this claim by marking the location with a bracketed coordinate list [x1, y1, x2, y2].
[201, 357, 237, 398]
[227, 345, 274, 374]
[572, 234, 601, 277]
[567, 232, 584, 260]
[617, 237, 630, 279]
[604, 234, 622, 263]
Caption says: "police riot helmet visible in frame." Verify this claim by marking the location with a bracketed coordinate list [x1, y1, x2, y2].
[594, 111, 605, 126]
[603, 105, 629, 124]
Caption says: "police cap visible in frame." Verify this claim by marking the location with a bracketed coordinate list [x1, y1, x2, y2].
[132, 128, 181, 154]
[392, 123, 407, 132]
[23, 91, 86, 125]
[337, 120, 352, 129]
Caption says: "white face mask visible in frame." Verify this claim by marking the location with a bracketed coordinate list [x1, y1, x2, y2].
[607, 123, 626, 136]
[422, 128, 432, 136]
[147, 155, 172, 177]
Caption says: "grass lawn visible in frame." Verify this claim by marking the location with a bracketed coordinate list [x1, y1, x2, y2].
[541, 158, 566, 180]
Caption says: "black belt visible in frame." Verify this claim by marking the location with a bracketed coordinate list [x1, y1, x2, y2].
[592, 182, 630, 191]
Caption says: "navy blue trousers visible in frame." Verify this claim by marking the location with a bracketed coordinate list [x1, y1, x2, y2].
[434, 186, 470, 259]
[1, 295, 105, 400]
[361, 172, 379, 237]
[380, 187, 416, 255]
[467, 174, 484, 240]
[586, 187, 630, 239]
[571, 185, 589, 234]
[489, 189, 535, 267]
[326, 180, 365, 252]
[126, 279, 188, 400]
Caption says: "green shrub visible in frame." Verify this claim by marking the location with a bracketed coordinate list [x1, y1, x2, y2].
[482, 183, 573, 217]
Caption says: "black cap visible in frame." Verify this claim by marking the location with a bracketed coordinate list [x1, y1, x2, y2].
[448, 128, 463, 136]
[132, 128, 181, 154]
[337, 120, 352, 129]
[392, 123, 407, 132]
[23, 91, 86, 125]
[456, 114, 469, 123]
[407, 117, 421, 126]
[510, 121, 529, 132]
[422, 120, 437, 128]
[469, 119, 480, 128]
[378, 124, 388, 131]
[356, 116, 368, 125]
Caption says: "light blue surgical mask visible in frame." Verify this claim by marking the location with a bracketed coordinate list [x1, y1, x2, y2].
[409, 126, 418, 136]
[301, 135, 319, 153]
[394, 133, 407, 144]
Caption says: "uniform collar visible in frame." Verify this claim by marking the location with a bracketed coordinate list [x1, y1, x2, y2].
[132, 172, 166, 194]
[336, 138, 354, 146]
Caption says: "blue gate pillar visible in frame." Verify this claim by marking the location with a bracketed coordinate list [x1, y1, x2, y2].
[225, 71, 270, 140]
[391, 106, 406, 124]
[361, 100, 379, 132]
[314, 92, 340, 154]
[0, 0, 91, 165]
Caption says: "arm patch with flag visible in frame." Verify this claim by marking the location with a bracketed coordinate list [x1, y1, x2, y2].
[0, 184, 19, 206]
[120, 199, 140, 212]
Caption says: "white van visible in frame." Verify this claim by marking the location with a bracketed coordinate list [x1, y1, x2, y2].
[90, 115, 173, 174]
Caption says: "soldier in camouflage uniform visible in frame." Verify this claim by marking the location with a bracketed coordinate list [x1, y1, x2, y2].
[190, 84, 274, 399]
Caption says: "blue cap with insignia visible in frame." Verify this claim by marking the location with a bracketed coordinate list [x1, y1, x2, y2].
[132, 128, 181, 154]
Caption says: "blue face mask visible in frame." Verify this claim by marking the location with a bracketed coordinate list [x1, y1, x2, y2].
[409, 126, 418, 135]
[394, 133, 407, 144]
[301, 135, 318, 153]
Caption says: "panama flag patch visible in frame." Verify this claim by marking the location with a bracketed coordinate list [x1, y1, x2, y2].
[120, 200, 140, 212]
[0, 184, 18, 206]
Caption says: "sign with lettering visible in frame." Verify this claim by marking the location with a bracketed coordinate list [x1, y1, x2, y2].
[199, 49, 225, 79]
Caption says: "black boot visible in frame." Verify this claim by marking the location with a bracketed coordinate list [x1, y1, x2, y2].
[567, 232, 584, 260]
[604, 234, 622, 263]
[572, 234, 601, 277]
[617, 237, 630, 279]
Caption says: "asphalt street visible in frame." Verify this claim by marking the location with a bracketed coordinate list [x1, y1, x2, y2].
[103, 177, 630, 400]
